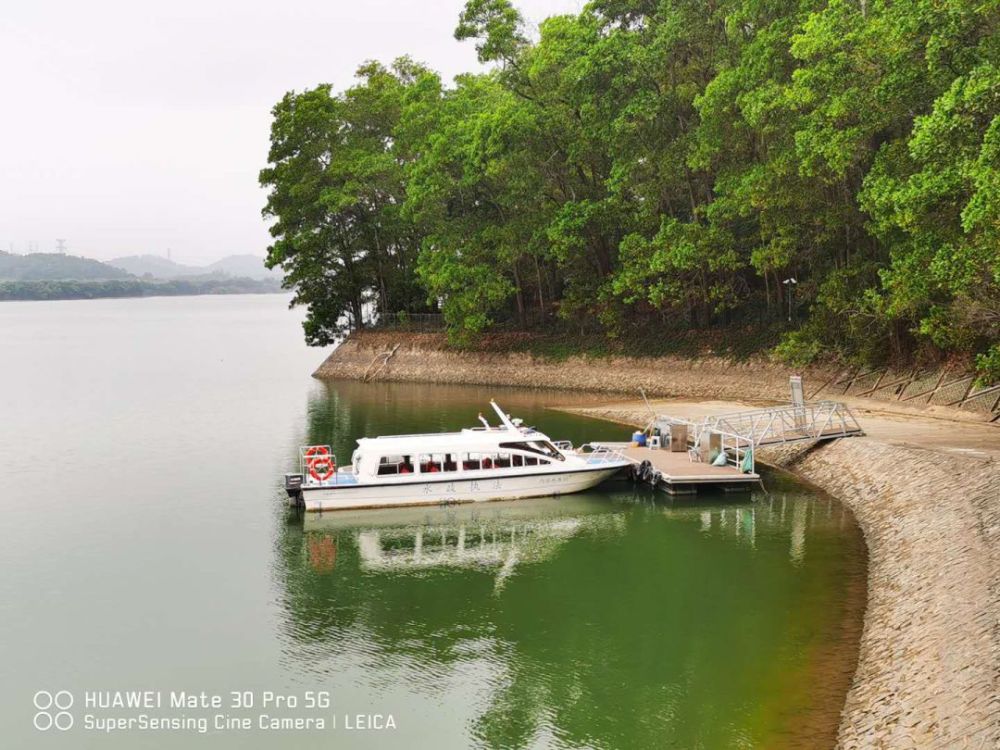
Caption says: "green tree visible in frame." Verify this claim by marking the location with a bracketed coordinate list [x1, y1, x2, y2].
[260, 59, 437, 345]
[260, 0, 1000, 379]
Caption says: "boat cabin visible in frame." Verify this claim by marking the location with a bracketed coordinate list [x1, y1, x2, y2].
[353, 434, 567, 479]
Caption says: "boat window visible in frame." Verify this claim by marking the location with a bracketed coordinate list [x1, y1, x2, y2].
[429, 453, 453, 472]
[462, 452, 481, 471]
[377, 455, 405, 476]
[512, 454, 523, 467]
[442, 453, 458, 472]
[495, 451, 511, 468]
[499, 441, 565, 461]
[418, 453, 443, 474]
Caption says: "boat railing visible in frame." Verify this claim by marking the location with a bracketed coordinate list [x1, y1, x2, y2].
[577, 443, 629, 465]
[298, 445, 349, 486]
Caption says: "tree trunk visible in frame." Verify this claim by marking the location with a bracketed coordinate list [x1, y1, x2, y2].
[512, 263, 526, 327]
[534, 255, 546, 317]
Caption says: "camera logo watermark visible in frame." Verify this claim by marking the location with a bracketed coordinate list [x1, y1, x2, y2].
[34, 690, 74, 731]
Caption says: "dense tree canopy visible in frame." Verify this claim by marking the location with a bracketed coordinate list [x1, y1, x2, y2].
[261, 0, 1000, 378]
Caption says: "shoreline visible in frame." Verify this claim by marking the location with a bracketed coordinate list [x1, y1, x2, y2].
[560, 401, 999, 749]
[315, 334, 1000, 747]
[0, 288, 285, 303]
[315, 331, 1000, 424]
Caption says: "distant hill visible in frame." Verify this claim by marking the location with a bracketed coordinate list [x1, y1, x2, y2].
[106, 255, 205, 279]
[0, 251, 132, 281]
[109, 254, 279, 281]
[207, 254, 280, 280]
[0, 251, 284, 301]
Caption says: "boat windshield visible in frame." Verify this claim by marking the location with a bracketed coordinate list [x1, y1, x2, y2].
[498, 440, 565, 461]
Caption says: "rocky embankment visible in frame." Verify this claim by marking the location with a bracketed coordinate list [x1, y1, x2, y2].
[566, 402, 1000, 750]
[772, 441, 998, 749]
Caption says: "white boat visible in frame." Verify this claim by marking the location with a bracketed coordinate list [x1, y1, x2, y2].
[285, 401, 630, 512]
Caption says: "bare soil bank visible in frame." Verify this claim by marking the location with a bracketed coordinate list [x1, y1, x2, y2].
[316, 331, 834, 400]
[315, 331, 998, 423]
[565, 400, 1000, 750]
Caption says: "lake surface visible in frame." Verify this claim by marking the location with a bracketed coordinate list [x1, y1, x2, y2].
[0, 295, 866, 749]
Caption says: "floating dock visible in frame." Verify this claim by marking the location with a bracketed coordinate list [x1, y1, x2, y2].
[592, 442, 759, 495]
[590, 381, 864, 495]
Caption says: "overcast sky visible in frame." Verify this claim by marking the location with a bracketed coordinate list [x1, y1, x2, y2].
[0, 0, 582, 265]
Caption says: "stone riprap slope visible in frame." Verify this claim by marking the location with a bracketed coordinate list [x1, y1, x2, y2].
[770, 440, 998, 749]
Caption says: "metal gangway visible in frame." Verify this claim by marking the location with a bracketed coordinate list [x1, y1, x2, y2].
[696, 400, 864, 449]
[647, 377, 864, 467]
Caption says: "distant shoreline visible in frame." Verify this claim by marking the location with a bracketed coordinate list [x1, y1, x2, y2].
[0, 277, 283, 302]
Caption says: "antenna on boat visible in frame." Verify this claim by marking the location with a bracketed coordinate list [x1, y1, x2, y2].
[490, 400, 517, 431]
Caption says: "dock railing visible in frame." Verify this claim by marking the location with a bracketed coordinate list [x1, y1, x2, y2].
[710, 428, 755, 473]
[660, 420, 755, 474]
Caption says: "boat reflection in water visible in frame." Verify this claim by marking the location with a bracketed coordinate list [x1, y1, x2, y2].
[276, 482, 865, 750]
[303, 496, 625, 589]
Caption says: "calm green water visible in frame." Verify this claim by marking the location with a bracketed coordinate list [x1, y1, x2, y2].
[0, 295, 865, 749]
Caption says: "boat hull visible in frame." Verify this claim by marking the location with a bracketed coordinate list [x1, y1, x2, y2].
[297, 466, 625, 512]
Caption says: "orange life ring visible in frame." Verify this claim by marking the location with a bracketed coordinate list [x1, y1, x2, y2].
[304, 445, 329, 459]
[305, 446, 335, 481]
